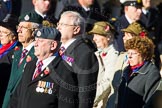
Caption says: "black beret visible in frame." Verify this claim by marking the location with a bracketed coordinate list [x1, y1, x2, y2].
[0, 14, 18, 35]
[34, 27, 61, 41]
[18, 11, 43, 24]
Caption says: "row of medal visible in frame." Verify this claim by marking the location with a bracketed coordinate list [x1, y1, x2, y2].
[36, 81, 54, 94]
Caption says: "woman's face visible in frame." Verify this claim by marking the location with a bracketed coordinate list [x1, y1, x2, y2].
[123, 32, 133, 44]
[93, 34, 110, 49]
[0, 26, 14, 45]
[127, 49, 144, 66]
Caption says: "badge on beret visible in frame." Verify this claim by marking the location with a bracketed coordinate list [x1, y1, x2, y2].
[137, 0, 142, 3]
[37, 31, 41, 37]
[24, 15, 30, 21]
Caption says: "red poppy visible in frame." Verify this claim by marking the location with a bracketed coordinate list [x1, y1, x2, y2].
[26, 55, 32, 62]
[139, 31, 146, 38]
[102, 52, 107, 57]
[14, 46, 20, 51]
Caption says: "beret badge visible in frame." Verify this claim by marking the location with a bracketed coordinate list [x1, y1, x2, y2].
[37, 31, 41, 37]
[24, 15, 30, 21]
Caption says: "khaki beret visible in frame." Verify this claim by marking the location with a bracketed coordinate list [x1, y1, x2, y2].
[88, 21, 115, 37]
[121, 22, 148, 36]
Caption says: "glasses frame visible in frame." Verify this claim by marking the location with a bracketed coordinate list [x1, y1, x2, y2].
[57, 22, 76, 27]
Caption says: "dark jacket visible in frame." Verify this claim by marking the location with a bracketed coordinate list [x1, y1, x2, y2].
[139, 8, 162, 44]
[0, 42, 21, 107]
[62, 35, 99, 108]
[2, 46, 35, 108]
[113, 15, 130, 52]
[9, 50, 98, 108]
[117, 62, 161, 108]
[144, 79, 162, 108]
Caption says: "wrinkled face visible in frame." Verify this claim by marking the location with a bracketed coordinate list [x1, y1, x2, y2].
[17, 22, 34, 44]
[93, 34, 109, 49]
[142, 0, 151, 9]
[123, 32, 133, 43]
[0, 26, 14, 45]
[127, 49, 144, 66]
[126, 6, 142, 21]
[56, 14, 77, 44]
[34, 37, 53, 58]
[33, 0, 51, 14]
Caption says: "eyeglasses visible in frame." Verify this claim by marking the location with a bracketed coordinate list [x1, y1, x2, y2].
[127, 51, 139, 56]
[57, 22, 76, 27]
[16, 25, 32, 30]
[0, 31, 12, 37]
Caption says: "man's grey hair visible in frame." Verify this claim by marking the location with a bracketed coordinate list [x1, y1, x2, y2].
[60, 11, 85, 33]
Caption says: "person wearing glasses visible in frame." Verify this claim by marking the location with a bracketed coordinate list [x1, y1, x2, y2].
[116, 36, 161, 108]
[57, 11, 99, 108]
[2, 12, 43, 108]
[0, 15, 18, 59]
[0, 14, 19, 107]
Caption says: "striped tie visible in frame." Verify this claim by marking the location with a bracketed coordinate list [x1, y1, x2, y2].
[59, 46, 65, 56]
[32, 61, 43, 80]
[18, 49, 28, 66]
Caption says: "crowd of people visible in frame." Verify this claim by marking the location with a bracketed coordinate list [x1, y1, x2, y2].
[0, 0, 162, 108]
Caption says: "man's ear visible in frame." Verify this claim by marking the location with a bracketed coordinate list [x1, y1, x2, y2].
[73, 26, 81, 35]
[51, 41, 57, 51]
[32, 0, 36, 5]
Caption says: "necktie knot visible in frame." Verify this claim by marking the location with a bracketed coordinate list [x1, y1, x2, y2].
[22, 49, 28, 56]
[18, 49, 28, 66]
[32, 60, 43, 80]
[59, 46, 65, 56]
[37, 60, 43, 67]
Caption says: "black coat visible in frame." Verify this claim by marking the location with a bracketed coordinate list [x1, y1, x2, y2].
[9, 40, 99, 108]
[117, 62, 161, 108]
[139, 8, 162, 44]
[0, 42, 21, 107]
[62, 35, 99, 108]
[114, 15, 130, 52]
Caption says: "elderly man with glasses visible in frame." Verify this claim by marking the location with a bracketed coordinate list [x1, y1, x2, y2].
[57, 11, 99, 108]
[2, 12, 43, 108]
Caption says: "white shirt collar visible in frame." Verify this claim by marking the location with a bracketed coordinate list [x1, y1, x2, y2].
[23, 42, 34, 54]
[37, 56, 56, 71]
[61, 38, 76, 50]
[82, 6, 90, 11]
[35, 9, 46, 18]
[142, 8, 149, 15]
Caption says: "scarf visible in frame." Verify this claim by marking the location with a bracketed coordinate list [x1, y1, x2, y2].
[0, 41, 18, 58]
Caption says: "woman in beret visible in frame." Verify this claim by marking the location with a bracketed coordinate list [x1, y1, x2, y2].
[0, 15, 18, 59]
[117, 36, 161, 108]
[89, 21, 119, 108]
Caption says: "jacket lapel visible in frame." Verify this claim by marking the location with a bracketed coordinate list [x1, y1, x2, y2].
[29, 56, 62, 84]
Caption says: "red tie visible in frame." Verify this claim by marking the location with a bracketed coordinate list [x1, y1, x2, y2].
[32, 61, 43, 80]
[18, 49, 28, 66]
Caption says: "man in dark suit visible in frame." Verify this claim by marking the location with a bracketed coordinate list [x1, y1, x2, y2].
[32, 0, 57, 24]
[9, 27, 62, 108]
[114, 0, 142, 52]
[57, 11, 99, 108]
[2, 12, 43, 108]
